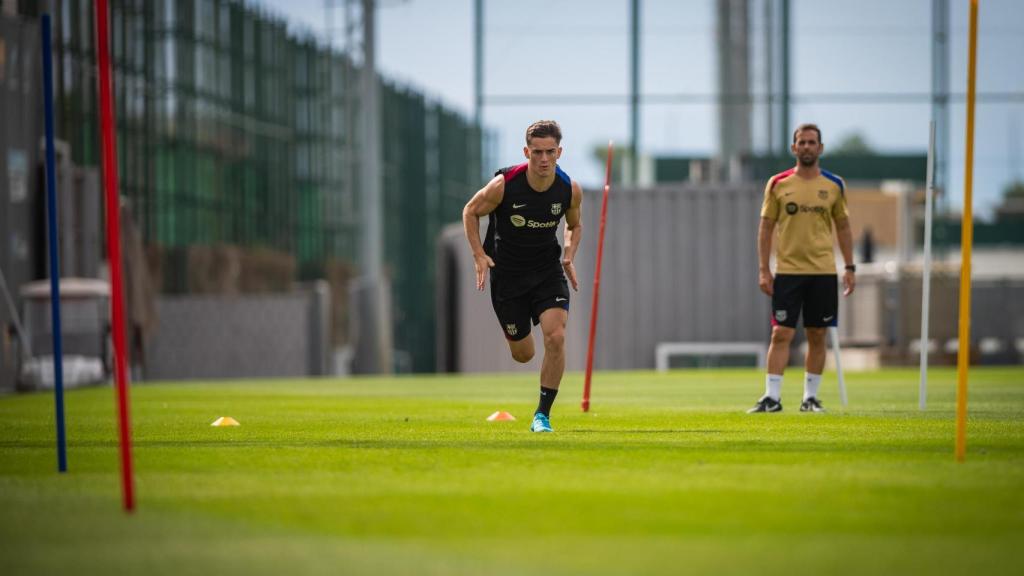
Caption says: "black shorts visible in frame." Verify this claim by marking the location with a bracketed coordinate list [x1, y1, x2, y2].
[771, 274, 838, 329]
[490, 266, 570, 341]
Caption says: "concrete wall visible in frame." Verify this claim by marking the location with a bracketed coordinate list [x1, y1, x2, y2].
[437, 183, 1024, 372]
[438, 183, 769, 372]
[145, 285, 330, 380]
[581, 184, 768, 369]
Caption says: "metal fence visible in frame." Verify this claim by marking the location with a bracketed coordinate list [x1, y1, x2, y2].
[15, 0, 484, 373]
[145, 283, 331, 380]
[0, 13, 43, 392]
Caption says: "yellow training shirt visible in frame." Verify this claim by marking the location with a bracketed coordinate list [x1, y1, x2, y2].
[760, 168, 849, 275]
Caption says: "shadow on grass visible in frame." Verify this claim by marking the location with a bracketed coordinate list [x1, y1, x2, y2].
[0, 436, 970, 457]
[566, 429, 727, 434]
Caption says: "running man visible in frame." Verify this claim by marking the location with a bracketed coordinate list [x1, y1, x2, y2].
[462, 120, 583, 432]
[749, 123, 856, 413]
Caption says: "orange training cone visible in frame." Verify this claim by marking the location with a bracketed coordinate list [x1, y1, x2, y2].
[486, 411, 516, 422]
[211, 417, 240, 427]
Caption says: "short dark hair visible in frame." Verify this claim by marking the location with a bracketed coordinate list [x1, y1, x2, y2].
[792, 123, 822, 144]
[526, 120, 562, 144]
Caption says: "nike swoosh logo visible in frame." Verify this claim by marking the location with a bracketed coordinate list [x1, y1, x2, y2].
[555, 297, 567, 302]
[512, 203, 527, 209]
[823, 316, 834, 322]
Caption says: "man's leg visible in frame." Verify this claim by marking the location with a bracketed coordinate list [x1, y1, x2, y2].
[749, 325, 795, 413]
[801, 327, 827, 411]
[765, 325, 795, 399]
[507, 335, 535, 364]
[804, 327, 827, 375]
[493, 286, 534, 363]
[768, 325, 796, 377]
[750, 274, 803, 413]
[799, 274, 837, 412]
[538, 307, 568, 391]
[530, 307, 567, 432]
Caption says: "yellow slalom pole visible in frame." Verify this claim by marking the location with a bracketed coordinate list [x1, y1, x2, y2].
[955, 0, 979, 463]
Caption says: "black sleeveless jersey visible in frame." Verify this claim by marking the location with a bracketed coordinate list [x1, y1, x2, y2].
[483, 163, 573, 275]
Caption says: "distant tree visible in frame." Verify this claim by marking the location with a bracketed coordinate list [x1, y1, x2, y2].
[995, 180, 1024, 222]
[1003, 180, 1024, 199]
[830, 132, 875, 155]
[591, 144, 633, 184]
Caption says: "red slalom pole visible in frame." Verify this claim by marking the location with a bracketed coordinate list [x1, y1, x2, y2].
[582, 141, 613, 412]
[94, 0, 135, 511]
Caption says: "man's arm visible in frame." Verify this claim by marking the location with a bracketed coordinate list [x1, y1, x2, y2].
[561, 181, 584, 291]
[462, 175, 504, 291]
[758, 217, 776, 296]
[835, 216, 856, 296]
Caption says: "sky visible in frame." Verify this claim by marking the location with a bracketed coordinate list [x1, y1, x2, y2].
[254, 0, 1024, 217]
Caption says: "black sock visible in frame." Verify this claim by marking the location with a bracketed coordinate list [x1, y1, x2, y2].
[536, 386, 559, 417]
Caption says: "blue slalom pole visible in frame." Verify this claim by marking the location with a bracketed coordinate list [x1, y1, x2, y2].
[41, 14, 67, 473]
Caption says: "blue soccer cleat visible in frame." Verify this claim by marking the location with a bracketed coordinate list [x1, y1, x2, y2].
[530, 412, 553, 433]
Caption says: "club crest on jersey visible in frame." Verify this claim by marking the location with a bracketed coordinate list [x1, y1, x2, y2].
[775, 310, 787, 322]
[510, 214, 526, 227]
[551, 203, 562, 215]
[505, 323, 518, 336]
[818, 189, 829, 199]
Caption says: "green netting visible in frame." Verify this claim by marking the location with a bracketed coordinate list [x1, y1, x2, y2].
[42, 0, 484, 372]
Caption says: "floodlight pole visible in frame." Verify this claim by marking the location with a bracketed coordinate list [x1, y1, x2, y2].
[474, 0, 483, 129]
[629, 0, 640, 184]
[356, 0, 392, 374]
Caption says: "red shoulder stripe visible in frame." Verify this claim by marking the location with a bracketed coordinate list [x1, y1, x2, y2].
[768, 168, 796, 192]
[502, 163, 528, 182]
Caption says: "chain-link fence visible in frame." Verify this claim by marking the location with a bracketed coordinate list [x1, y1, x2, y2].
[18, 0, 485, 372]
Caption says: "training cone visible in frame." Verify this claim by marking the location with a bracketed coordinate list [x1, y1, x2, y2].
[486, 411, 516, 422]
[211, 416, 240, 427]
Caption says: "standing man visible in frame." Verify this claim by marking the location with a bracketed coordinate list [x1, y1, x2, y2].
[749, 123, 856, 413]
[462, 120, 583, 433]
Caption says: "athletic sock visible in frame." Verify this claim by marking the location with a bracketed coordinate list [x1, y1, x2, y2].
[765, 374, 783, 401]
[536, 386, 559, 417]
[804, 373, 822, 401]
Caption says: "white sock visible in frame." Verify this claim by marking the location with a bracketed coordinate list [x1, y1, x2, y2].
[804, 373, 822, 401]
[765, 374, 783, 401]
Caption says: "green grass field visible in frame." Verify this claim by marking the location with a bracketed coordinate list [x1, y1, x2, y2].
[1, 367, 1022, 575]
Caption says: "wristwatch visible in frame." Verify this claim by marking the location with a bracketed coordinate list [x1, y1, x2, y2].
[845, 264, 857, 273]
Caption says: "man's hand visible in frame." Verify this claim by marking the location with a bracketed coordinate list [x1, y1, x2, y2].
[474, 253, 494, 291]
[758, 268, 774, 296]
[842, 270, 856, 296]
[562, 258, 579, 291]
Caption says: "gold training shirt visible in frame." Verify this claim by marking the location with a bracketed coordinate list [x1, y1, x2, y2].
[760, 168, 849, 275]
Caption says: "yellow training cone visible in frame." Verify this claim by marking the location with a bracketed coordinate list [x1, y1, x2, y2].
[211, 416, 240, 427]
[486, 411, 516, 422]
